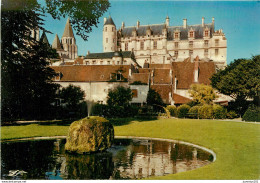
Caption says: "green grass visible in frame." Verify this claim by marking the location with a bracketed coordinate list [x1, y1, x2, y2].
[1, 118, 260, 179]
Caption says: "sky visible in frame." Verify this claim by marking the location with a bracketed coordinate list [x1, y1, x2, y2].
[42, 1, 260, 65]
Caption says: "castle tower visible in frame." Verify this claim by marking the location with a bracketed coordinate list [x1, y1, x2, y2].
[103, 16, 117, 52]
[61, 18, 78, 59]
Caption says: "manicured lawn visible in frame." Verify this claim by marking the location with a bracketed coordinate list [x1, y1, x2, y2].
[1, 118, 260, 179]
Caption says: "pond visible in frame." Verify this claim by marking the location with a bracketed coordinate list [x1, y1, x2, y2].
[1, 138, 213, 180]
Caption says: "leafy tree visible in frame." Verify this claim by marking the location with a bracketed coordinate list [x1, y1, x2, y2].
[1, 0, 110, 120]
[188, 84, 218, 105]
[146, 89, 164, 111]
[211, 55, 260, 115]
[107, 86, 133, 107]
[59, 85, 85, 111]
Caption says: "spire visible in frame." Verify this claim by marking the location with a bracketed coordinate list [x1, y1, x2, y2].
[52, 34, 62, 49]
[62, 18, 75, 38]
[40, 31, 49, 45]
[104, 16, 115, 26]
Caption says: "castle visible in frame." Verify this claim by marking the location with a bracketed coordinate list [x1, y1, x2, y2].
[50, 16, 231, 106]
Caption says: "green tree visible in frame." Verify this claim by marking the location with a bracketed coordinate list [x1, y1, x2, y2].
[146, 89, 164, 108]
[188, 84, 218, 105]
[211, 55, 260, 115]
[107, 86, 133, 107]
[59, 85, 85, 111]
[1, 0, 110, 120]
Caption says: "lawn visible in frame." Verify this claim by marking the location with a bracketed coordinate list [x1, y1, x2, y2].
[1, 118, 260, 180]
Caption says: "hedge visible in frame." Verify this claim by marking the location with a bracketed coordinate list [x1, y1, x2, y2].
[213, 104, 227, 119]
[198, 104, 213, 119]
[242, 105, 260, 122]
[177, 104, 191, 118]
[166, 105, 177, 117]
[188, 106, 201, 119]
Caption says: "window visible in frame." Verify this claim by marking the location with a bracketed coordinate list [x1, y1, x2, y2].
[153, 40, 157, 49]
[174, 32, 179, 39]
[132, 89, 138, 98]
[112, 27, 114, 31]
[117, 61, 120, 65]
[175, 42, 179, 48]
[215, 49, 219, 56]
[116, 73, 122, 81]
[189, 50, 193, 56]
[105, 27, 107, 32]
[204, 40, 209, 47]
[189, 41, 193, 48]
[174, 51, 178, 57]
[205, 30, 209, 37]
[124, 60, 127, 65]
[189, 31, 194, 38]
[106, 38, 108, 43]
[107, 61, 110, 65]
[86, 61, 89, 65]
[215, 39, 219, 46]
[92, 60, 96, 64]
[140, 41, 144, 50]
[125, 42, 128, 51]
[204, 49, 208, 56]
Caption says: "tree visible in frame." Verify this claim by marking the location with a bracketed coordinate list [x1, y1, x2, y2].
[1, 0, 110, 120]
[146, 89, 164, 112]
[107, 86, 133, 107]
[188, 84, 218, 105]
[211, 55, 260, 114]
[59, 85, 85, 111]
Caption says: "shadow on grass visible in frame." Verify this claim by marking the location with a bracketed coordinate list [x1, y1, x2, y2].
[108, 116, 158, 126]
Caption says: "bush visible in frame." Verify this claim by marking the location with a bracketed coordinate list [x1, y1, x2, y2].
[177, 104, 191, 118]
[242, 105, 260, 122]
[188, 106, 201, 119]
[166, 105, 177, 117]
[213, 104, 227, 119]
[226, 111, 239, 119]
[198, 104, 213, 119]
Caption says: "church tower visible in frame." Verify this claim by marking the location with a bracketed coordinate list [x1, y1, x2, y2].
[103, 16, 117, 52]
[61, 18, 78, 59]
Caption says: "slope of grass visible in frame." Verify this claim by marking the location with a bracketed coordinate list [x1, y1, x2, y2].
[1, 118, 259, 179]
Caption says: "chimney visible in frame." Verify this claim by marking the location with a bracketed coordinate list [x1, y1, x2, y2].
[122, 22, 125, 29]
[194, 56, 199, 83]
[87, 51, 90, 55]
[137, 20, 140, 28]
[183, 19, 187, 29]
[202, 17, 205, 27]
[174, 76, 177, 93]
[104, 17, 107, 24]
[212, 17, 215, 31]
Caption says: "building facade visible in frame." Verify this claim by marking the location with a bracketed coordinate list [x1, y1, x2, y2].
[103, 16, 227, 69]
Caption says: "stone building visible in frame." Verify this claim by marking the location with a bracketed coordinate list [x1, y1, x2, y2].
[52, 18, 78, 60]
[103, 16, 227, 69]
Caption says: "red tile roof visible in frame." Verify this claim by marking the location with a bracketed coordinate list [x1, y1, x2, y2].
[129, 73, 150, 84]
[149, 64, 172, 69]
[151, 85, 172, 104]
[172, 93, 191, 104]
[153, 69, 172, 84]
[51, 65, 130, 82]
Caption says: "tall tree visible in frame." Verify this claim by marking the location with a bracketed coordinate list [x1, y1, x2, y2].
[1, 0, 110, 120]
[211, 55, 260, 114]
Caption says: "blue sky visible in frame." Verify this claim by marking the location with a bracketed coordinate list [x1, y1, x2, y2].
[43, 1, 260, 64]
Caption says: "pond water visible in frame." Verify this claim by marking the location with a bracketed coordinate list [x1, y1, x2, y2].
[1, 138, 213, 180]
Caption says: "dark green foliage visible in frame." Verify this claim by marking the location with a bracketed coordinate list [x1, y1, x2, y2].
[130, 81, 147, 85]
[211, 55, 260, 116]
[213, 105, 227, 119]
[198, 104, 214, 119]
[107, 86, 133, 107]
[177, 104, 191, 118]
[188, 106, 201, 119]
[166, 105, 177, 117]
[147, 89, 165, 112]
[242, 105, 260, 122]
[226, 111, 238, 119]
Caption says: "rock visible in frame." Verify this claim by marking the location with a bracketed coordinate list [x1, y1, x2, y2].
[65, 116, 114, 154]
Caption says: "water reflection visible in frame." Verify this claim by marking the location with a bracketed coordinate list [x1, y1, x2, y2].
[1, 138, 213, 180]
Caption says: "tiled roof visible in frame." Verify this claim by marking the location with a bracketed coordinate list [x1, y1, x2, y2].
[172, 61, 216, 89]
[138, 68, 152, 73]
[85, 51, 132, 59]
[62, 18, 75, 38]
[172, 93, 191, 104]
[151, 85, 172, 104]
[121, 23, 214, 40]
[51, 65, 130, 82]
[40, 31, 49, 45]
[52, 34, 62, 50]
[129, 73, 150, 84]
[74, 57, 84, 65]
[153, 69, 172, 84]
[104, 16, 115, 26]
[149, 64, 172, 69]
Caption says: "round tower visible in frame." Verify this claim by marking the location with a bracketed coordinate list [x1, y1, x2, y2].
[103, 16, 117, 52]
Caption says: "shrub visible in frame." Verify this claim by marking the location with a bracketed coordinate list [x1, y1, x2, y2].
[166, 105, 177, 117]
[188, 106, 201, 119]
[177, 104, 191, 118]
[198, 104, 213, 119]
[242, 105, 260, 122]
[226, 111, 239, 119]
[213, 104, 227, 119]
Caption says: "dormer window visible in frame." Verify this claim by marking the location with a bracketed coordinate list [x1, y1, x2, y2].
[174, 32, 179, 39]
[205, 30, 209, 37]
[189, 31, 194, 38]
